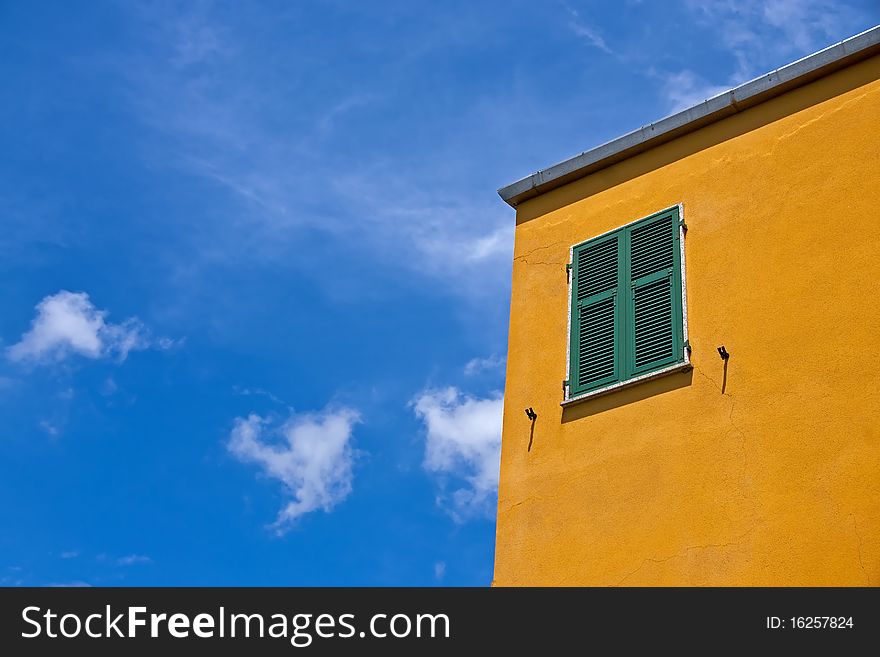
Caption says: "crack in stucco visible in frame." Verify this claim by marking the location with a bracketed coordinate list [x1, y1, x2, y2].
[515, 259, 566, 267]
[820, 490, 871, 585]
[764, 87, 879, 158]
[499, 492, 552, 516]
[611, 529, 755, 586]
[851, 514, 869, 585]
[503, 499, 532, 513]
[693, 362, 727, 397]
[499, 469, 598, 516]
[728, 397, 748, 480]
[694, 363, 748, 478]
[512, 240, 568, 267]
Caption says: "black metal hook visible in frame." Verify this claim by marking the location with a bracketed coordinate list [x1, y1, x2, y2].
[525, 407, 537, 421]
[717, 345, 730, 360]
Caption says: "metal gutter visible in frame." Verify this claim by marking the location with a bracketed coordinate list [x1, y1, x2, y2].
[498, 25, 880, 208]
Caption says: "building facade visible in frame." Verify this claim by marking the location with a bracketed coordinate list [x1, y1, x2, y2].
[494, 28, 880, 586]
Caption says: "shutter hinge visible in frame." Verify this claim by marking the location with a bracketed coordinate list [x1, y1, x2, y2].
[566, 263, 572, 281]
[684, 340, 692, 353]
[562, 379, 569, 396]
[679, 218, 688, 232]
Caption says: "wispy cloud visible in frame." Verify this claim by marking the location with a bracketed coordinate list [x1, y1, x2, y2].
[0, 573, 24, 586]
[6, 291, 171, 365]
[684, 0, 867, 82]
[168, 12, 228, 68]
[412, 387, 503, 522]
[655, 1, 871, 113]
[227, 407, 360, 533]
[60, 550, 80, 559]
[38, 420, 61, 437]
[100, 377, 118, 396]
[688, 0, 863, 57]
[463, 355, 506, 377]
[122, 4, 514, 299]
[116, 554, 152, 566]
[232, 386, 291, 410]
[564, 3, 613, 53]
[414, 225, 513, 270]
[317, 94, 378, 134]
[327, 170, 514, 287]
[434, 561, 446, 581]
[658, 69, 733, 113]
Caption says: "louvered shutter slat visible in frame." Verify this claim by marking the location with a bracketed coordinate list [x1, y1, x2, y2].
[577, 239, 618, 300]
[571, 236, 620, 392]
[629, 215, 678, 373]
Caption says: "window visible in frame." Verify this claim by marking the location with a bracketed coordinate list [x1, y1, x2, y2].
[566, 206, 688, 401]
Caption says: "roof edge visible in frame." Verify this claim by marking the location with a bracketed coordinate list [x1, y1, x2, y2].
[498, 25, 880, 208]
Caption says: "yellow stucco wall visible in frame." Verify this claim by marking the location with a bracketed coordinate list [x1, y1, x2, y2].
[494, 54, 880, 586]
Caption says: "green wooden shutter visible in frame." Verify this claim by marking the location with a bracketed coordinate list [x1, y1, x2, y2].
[626, 210, 682, 376]
[570, 233, 622, 394]
[567, 207, 685, 400]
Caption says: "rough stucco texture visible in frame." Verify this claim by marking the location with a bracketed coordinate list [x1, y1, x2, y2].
[494, 55, 880, 586]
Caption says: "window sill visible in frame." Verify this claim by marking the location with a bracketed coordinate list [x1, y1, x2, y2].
[561, 358, 692, 407]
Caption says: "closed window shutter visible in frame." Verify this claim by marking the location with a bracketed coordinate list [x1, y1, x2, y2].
[627, 213, 680, 374]
[571, 234, 621, 393]
[567, 207, 684, 400]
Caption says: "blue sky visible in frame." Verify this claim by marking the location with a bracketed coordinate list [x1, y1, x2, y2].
[1, 1, 877, 587]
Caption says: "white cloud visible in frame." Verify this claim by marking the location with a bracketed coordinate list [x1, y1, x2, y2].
[464, 354, 506, 377]
[169, 15, 227, 68]
[658, 1, 870, 113]
[228, 407, 360, 533]
[421, 225, 512, 266]
[434, 561, 446, 581]
[232, 385, 291, 409]
[413, 387, 503, 522]
[569, 22, 612, 54]
[123, 6, 516, 299]
[7, 291, 153, 364]
[659, 70, 733, 113]
[564, 3, 612, 53]
[156, 336, 182, 351]
[60, 551, 79, 559]
[116, 554, 152, 566]
[38, 420, 60, 437]
[317, 93, 377, 134]
[685, 0, 865, 80]
[100, 377, 118, 396]
[326, 171, 514, 287]
[758, 0, 865, 52]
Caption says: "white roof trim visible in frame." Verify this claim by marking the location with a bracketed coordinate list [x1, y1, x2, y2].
[498, 25, 880, 208]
